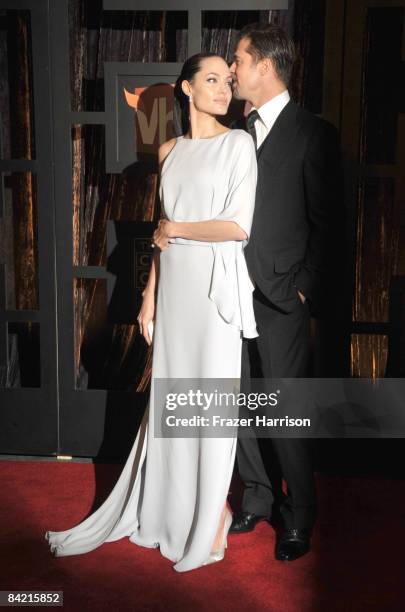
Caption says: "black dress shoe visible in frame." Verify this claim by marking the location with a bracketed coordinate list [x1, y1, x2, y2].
[229, 511, 270, 534]
[275, 528, 311, 561]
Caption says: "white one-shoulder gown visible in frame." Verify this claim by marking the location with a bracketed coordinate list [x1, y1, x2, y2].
[45, 128, 258, 572]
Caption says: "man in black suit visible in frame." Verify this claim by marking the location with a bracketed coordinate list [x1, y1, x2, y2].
[229, 23, 342, 561]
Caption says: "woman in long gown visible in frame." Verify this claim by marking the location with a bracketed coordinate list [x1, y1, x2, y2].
[45, 53, 258, 572]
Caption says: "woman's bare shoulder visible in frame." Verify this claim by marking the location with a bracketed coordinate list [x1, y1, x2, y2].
[158, 138, 178, 165]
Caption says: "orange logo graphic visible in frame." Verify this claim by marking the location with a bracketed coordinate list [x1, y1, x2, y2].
[124, 84, 175, 152]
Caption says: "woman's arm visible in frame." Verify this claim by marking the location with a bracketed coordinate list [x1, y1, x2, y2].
[142, 249, 159, 299]
[137, 138, 177, 343]
[137, 250, 159, 346]
[153, 219, 247, 250]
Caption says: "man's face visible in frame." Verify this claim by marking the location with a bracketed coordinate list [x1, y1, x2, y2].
[230, 37, 261, 102]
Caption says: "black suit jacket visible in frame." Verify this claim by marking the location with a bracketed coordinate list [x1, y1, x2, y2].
[236, 100, 342, 316]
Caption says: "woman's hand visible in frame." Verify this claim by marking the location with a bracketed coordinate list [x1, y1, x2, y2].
[152, 220, 176, 251]
[137, 290, 155, 346]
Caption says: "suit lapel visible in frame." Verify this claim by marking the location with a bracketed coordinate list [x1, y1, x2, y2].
[256, 101, 300, 169]
[234, 101, 301, 170]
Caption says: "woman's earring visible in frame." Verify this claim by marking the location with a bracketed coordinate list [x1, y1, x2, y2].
[189, 94, 193, 103]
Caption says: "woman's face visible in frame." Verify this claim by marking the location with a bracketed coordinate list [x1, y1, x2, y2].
[183, 56, 233, 116]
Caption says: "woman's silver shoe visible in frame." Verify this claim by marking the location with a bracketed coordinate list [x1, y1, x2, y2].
[202, 509, 232, 566]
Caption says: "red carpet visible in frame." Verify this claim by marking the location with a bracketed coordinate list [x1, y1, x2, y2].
[0, 460, 403, 611]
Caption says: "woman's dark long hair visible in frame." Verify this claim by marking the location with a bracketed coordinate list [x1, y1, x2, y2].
[174, 53, 223, 136]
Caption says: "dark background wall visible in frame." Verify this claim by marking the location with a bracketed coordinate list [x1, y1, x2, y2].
[0, 0, 404, 474]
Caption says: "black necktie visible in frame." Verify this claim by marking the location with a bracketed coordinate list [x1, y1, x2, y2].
[246, 109, 260, 149]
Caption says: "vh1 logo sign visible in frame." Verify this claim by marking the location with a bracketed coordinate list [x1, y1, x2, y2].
[124, 84, 175, 153]
[105, 66, 181, 173]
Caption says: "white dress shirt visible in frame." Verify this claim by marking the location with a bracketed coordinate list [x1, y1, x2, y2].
[250, 89, 291, 149]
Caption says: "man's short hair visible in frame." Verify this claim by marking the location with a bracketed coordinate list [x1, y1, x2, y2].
[236, 22, 296, 86]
